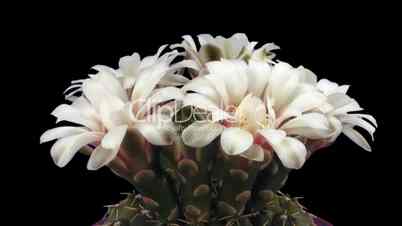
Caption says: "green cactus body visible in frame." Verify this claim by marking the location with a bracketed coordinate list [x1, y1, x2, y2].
[109, 128, 178, 224]
[211, 153, 261, 225]
[159, 138, 218, 225]
[252, 192, 315, 226]
[96, 109, 317, 226]
[250, 156, 291, 213]
[98, 191, 315, 226]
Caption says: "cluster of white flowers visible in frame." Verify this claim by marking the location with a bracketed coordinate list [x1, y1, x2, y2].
[40, 33, 376, 170]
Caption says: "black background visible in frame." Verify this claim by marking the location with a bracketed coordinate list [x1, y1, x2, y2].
[7, 5, 396, 226]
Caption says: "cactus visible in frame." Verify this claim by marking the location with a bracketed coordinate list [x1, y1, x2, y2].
[92, 107, 323, 226]
[93, 135, 320, 225]
[95, 191, 319, 226]
[39, 34, 364, 226]
[106, 128, 179, 224]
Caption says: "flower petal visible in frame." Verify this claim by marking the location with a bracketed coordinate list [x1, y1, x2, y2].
[91, 68, 128, 102]
[51, 104, 101, 131]
[278, 91, 326, 122]
[71, 96, 98, 119]
[182, 77, 220, 104]
[118, 52, 141, 77]
[82, 79, 118, 111]
[206, 60, 248, 105]
[182, 92, 219, 112]
[247, 60, 272, 97]
[131, 62, 170, 101]
[339, 115, 376, 140]
[258, 129, 306, 169]
[296, 66, 317, 85]
[135, 122, 174, 145]
[204, 74, 230, 106]
[342, 126, 372, 151]
[235, 94, 267, 134]
[159, 73, 190, 86]
[182, 121, 224, 147]
[50, 132, 102, 167]
[327, 116, 343, 142]
[351, 113, 378, 127]
[241, 144, 265, 162]
[40, 126, 88, 143]
[220, 127, 253, 156]
[87, 125, 128, 170]
[317, 79, 349, 95]
[281, 113, 332, 139]
[327, 93, 362, 115]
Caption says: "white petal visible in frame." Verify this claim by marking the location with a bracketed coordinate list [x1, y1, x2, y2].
[159, 73, 190, 86]
[206, 60, 248, 105]
[328, 116, 343, 142]
[268, 62, 294, 105]
[118, 52, 141, 76]
[51, 104, 100, 131]
[170, 59, 200, 71]
[220, 127, 253, 156]
[317, 79, 350, 95]
[339, 115, 376, 140]
[40, 126, 88, 143]
[251, 43, 280, 61]
[71, 96, 98, 119]
[227, 33, 249, 58]
[91, 68, 128, 102]
[204, 74, 230, 106]
[247, 60, 272, 97]
[81, 79, 112, 111]
[235, 94, 267, 134]
[342, 126, 372, 151]
[241, 144, 265, 162]
[137, 87, 183, 118]
[98, 98, 126, 129]
[131, 62, 170, 101]
[50, 132, 102, 167]
[182, 77, 220, 104]
[281, 113, 332, 139]
[135, 122, 174, 145]
[327, 93, 362, 115]
[101, 125, 128, 150]
[182, 35, 197, 51]
[182, 121, 224, 147]
[296, 66, 317, 84]
[87, 125, 128, 170]
[270, 63, 300, 110]
[92, 65, 115, 75]
[317, 79, 340, 95]
[145, 87, 184, 108]
[182, 93, 230, 122]
[351, 113, 378, 127]
[182, 93, 220, 112]
[258, 129, 306, 169]
[198, 34, 215, 45]
[278, 91, 326, 122]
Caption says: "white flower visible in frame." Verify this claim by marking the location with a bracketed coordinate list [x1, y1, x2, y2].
[181, 59, 332, 169]
[316, 79, 377, 151]
[85, 45, 191, 92]
[41, 49, 184, 170]
[171, 33, 280, 73]
[40, 95, 128, 170]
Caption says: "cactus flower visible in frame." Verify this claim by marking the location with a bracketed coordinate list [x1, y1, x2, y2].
[40, 47, 187, 170]
[181, 59, 334, 169]
[40, 33, 376, 226]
